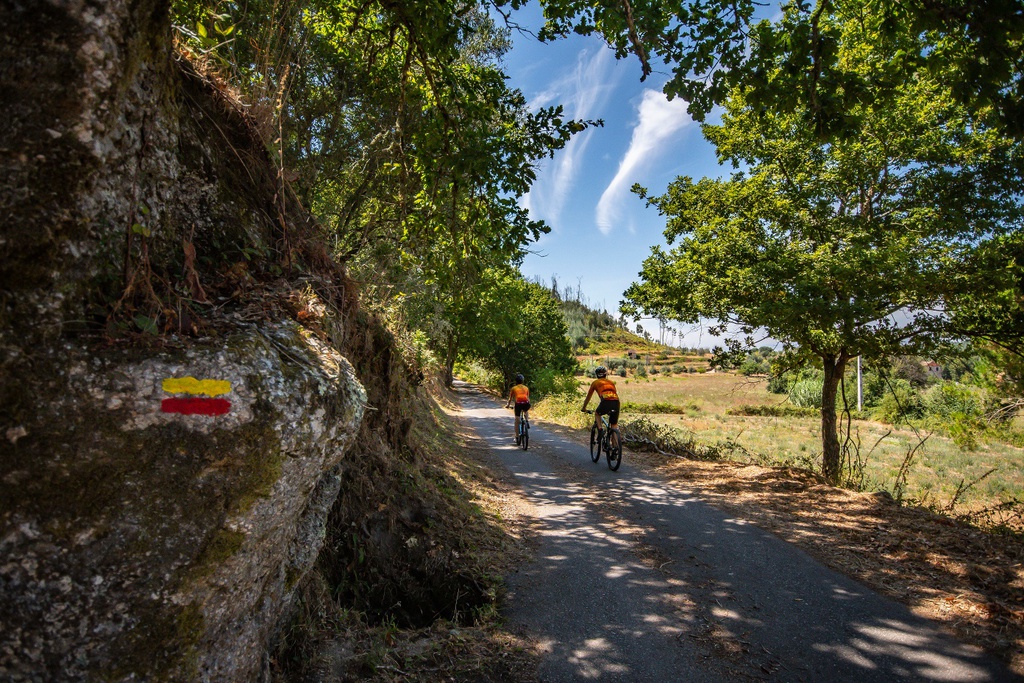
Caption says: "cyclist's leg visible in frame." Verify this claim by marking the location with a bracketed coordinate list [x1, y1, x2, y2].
[595, 400, 610, 434]
[606, 400, 621, 430]
[518, 403, 532, 438]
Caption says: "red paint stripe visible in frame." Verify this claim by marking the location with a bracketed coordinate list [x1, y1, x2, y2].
[161, 398, 231, 416]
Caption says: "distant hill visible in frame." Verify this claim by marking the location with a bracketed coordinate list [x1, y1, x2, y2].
[558, 298, 633, 352]
[551, 289, 705, 359]
[532, 277, 713, 372]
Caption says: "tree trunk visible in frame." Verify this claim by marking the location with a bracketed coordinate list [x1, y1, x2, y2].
[820, 353, 848, 484]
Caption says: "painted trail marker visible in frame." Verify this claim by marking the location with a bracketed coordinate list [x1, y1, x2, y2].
[161, 376, 232, 415]
[162, 377, 231, 396]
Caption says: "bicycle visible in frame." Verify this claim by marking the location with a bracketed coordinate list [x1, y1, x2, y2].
[507, 405, 530, 451]
[583, 410, 621, 471]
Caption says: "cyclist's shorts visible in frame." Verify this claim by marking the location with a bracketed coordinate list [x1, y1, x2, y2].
[514, 401, 531, 416]
[596, 399, 620, 425]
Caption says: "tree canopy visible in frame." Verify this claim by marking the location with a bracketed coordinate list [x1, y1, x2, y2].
[622, 6, 1024, 482]
[458, 269, 577, 389]
[516, 0, 1024, 135]
[171, 0, 1024, 403]
[172, 0, 594, 380]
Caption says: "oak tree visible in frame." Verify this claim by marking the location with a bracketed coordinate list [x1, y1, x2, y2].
[622, 9, 1024, 482]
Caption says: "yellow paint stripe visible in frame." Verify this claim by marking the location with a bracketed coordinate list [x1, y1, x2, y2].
[162, 377, 232, 397]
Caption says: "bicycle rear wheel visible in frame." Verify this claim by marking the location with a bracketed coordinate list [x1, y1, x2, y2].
[521, 419, 529, 450]
[589, 425, 600, 462]
[607, 429, 622, 471]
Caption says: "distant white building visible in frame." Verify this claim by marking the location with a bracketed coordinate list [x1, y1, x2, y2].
[923, 360, 943, 377]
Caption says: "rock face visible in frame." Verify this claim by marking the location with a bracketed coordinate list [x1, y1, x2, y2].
[0, 1, 370, 680]
[2, 323, 366, 682]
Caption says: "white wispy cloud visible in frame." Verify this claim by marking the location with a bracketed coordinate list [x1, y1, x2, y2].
[520, 47, 617, 226]
[595, 90, 692, 234]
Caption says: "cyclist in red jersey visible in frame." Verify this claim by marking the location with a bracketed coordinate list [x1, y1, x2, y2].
[505, 373, 531, 445]
[581, 366, 620, 437]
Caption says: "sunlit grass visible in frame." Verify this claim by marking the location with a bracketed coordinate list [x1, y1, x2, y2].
[601, 373, 1024, 512]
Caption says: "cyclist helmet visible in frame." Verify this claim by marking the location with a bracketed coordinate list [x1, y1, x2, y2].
[515, 373, 524, 384]
[595, 366, 608, 378]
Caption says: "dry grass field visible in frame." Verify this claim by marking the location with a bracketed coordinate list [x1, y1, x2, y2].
[594, 373, 1024, 516]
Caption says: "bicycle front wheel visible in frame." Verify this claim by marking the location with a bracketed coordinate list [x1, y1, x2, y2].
[607, 430, 622, 471]
[589, 425, 600, 462]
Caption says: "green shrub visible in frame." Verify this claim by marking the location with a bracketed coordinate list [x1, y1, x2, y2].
[861, 371, 887, 407]
[532, 368, 579, 397]
[740, 357, 767, 376]
[789, 378, 823, 408]
[532, 390, 589, 429]
[922, 382, 987, 420]
[946, 414, 981, 450]
[728, 404, 819, 418]
[622, 401, 690, 414]
[408, 329, 437, 372]
[767, 372, 792, 394]
[454, 360, 503, 393]
[877, 378, 923, 423]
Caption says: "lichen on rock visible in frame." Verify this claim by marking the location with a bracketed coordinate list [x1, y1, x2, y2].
[1, 321, 366, 681]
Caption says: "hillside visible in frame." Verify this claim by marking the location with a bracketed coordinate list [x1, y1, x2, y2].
[553, 296, 713, 374]
[558, 297, 659, 353]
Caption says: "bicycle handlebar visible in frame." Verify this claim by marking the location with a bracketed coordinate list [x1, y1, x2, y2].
[581, 408, 593, 413]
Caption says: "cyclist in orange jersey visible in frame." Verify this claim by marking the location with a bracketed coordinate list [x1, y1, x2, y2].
[581, 366, 620, 437]
[505, 373, 531, 445]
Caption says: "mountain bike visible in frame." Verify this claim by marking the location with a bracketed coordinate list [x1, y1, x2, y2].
[583, 410, 621, 471]
[508, 405, 530, 450]
[518, 409, 530, 451]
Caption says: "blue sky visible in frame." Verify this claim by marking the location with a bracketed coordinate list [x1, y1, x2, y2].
[499, 3, 733, 348]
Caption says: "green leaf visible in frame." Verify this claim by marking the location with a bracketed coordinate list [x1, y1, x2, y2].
[196, 21, 207, 38]
[134, 315, 158, 335]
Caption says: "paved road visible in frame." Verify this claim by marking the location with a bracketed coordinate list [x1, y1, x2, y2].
[454, 382, 1018, 682]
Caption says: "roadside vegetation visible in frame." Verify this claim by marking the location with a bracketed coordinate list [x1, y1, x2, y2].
[535, 350, 1024, 529]
[159, 0, 1022, 677]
